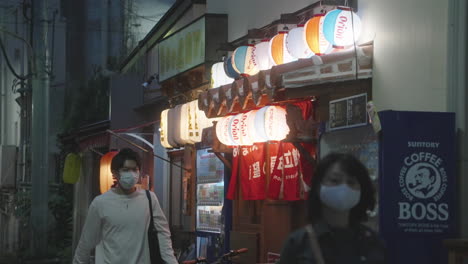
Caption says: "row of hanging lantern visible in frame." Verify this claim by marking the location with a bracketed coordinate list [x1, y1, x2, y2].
[216, 105, 290, 146]
[160, 100, 219, 148]
[211, 7, 361, 86]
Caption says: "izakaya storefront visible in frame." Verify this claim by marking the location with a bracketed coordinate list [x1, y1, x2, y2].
[159, 5, 377, 263]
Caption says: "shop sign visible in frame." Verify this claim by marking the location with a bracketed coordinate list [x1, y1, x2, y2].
[159, 17, 205, 81]
[379, 111, 456, 264]
[329, 93, 367, 130]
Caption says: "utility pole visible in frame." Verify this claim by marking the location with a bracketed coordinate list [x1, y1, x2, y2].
[31, 0, 50, 257]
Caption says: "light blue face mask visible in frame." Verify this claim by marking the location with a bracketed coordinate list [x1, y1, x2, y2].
[118, 171, 139, 190]
[320, 184, 361, 211]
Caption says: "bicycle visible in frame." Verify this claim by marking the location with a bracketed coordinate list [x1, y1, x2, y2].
[182, 248, 248, 264]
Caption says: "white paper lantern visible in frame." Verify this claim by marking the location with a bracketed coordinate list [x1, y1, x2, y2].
[167, 108, 178, 147]
[232, 45, 259, 76]
[179, 103, 192, 145]
[173, 104, 184, 145]
[252, 39, 274, 71]
[247, 109, 267, 143]
[160, 109, 173, 148]
[264, 106, 289, 141]
[211, 62, 233, 88]
[216, 115, 236, 146]
[286, 25, 314, 59]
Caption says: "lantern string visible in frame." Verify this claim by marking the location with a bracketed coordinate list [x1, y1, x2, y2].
[89, 147, 104, 156]
[111, 119, 160, 133]
[350, 7, 359, 80]
[107, 129, 191, 172]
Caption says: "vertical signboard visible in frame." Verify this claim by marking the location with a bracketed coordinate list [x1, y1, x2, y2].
[379, 110, 456, 264]
[159, 17, 205, 81]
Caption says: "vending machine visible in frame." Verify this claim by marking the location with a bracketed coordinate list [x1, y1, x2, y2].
[195, 148, 232, 262]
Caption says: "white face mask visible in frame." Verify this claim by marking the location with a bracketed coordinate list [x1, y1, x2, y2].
[118, 171, 139, 190]
[320, 184, 361, 211]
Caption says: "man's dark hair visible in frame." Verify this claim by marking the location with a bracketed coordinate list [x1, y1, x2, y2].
[111, 148, 141, 173]
[308, 152, 376, 225]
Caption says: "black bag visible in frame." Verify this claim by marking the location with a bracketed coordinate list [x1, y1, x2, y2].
[145, 190, 165, 264]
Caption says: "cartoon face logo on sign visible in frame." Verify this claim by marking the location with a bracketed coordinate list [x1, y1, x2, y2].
[398, 151, 449, 222]
[405, 163, 441, 199]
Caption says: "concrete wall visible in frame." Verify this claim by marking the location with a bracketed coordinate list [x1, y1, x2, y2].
[359, 0, 449, 112]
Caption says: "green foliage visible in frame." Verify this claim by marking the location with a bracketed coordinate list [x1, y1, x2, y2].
[62, 70, 110, 133]
[12, 184, 74, 262]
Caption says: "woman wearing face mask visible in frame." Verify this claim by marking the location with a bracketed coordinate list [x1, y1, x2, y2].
[278, 152, 386, 264]
[73, 148, 178, 264]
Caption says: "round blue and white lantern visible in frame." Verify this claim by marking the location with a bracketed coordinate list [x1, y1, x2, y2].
[286, 25, 314, 59]
[224, 56, 240, 79]
[323, 7, 362, 48]
[211, 62, 233, 88]
[232, 45, 259, 76]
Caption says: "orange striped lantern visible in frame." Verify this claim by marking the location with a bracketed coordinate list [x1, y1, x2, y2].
[304, 14, 332, 55]
[269, 31, 297, 65]
[286, 25, 314, 59]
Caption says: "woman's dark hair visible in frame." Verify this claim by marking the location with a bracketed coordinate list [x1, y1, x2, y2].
[111, 148, 141, 173]
[308, 152, 376, 225]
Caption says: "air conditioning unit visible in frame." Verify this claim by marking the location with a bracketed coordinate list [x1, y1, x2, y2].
[0, 145, 17, 189]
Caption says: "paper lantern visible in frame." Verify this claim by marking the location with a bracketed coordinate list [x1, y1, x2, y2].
[173, 104, 184, 145]
[179, 103, 193, 145]
[228, 113, 254, 146]
[246, 109, 267, 143]
[167, 108, 178, 147]
[255, 105, 289, 141]
[100, 151, 118, 194]
[253, 39, 274, 71]
[160, 109, 173, 148]
[269, 31, 297, 66]
[216, 115, 237, 146]
[231, 45, 259, 76]
[304, 14, 332, 55]
[63, 153, 81, 184]
[211, 62, 233, 88]
[224, 56, 240, 79]
[323, 7, 362, 47]
[286, 25, 314, 59]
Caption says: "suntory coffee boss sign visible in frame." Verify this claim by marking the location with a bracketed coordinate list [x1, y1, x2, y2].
[379, 111, 456, 237]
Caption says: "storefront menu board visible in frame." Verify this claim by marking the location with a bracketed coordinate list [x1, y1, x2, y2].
[329, 93, 368, 130]
[379, 110, 456, 264]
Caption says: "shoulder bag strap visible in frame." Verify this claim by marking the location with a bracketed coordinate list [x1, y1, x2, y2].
[305, 224, 325, 264]
[145, 190, 157, 231]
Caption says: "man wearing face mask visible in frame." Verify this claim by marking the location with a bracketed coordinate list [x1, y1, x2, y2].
[278, 152, 387, 264]
[73, 148, 178, 264]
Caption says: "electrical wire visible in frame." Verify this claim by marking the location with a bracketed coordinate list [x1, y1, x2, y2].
[0, 26, 36, 74]
[0, 36, 27, 80]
